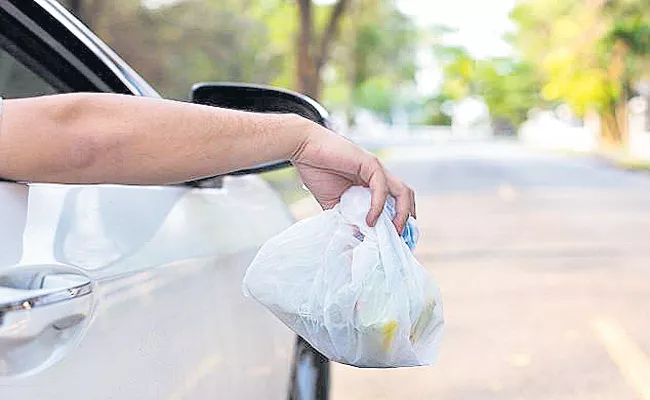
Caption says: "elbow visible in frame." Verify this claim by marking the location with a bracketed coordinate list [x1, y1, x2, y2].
[49, 93, 113, 179]
[50, 93, 92, 126]
[0, 93, 114, 183]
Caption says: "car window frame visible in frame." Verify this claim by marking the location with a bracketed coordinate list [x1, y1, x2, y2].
[0, 0, 159, 96]
[0, 33, 71, 96]
[0, 2, 107, 94]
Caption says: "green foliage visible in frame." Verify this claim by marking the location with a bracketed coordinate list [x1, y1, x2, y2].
[436, 47, 475, 100]
[63, 0, 647, 135]
[422, 94, 453, 126]
[510, 0, 649, 119]
[432, 45, 541, 128]
[83, 0, 290, 99]
[474, 59, 541, 127]
[322, 0, 419, 119]
[353, 76, 394, 117]
[64, 0, 419, 120]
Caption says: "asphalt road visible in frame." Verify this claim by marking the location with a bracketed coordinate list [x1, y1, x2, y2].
[331, 141, 650, 400]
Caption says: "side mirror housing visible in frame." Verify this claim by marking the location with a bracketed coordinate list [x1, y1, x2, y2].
[190, 82, 330, 176]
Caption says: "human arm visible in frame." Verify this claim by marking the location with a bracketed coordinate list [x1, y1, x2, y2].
[0, 93, 414, 230]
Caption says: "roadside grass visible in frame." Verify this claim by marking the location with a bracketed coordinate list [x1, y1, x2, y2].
[616, 157, 650, 172]
[595, 149, 650, 173]
[537, 146, 650, 174]
[260, 167, 310, 205]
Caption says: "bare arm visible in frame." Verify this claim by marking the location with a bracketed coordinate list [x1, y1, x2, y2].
[0, 93, 415, 230]
[0, 93, 306, 184]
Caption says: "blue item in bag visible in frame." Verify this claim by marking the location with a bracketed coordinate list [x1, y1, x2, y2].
[385, 198, 420, 251]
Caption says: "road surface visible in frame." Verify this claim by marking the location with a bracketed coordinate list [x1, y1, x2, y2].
[331, 142, 650, 400]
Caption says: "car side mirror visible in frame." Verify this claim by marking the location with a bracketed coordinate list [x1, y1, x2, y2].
[190, 82, 330, 177]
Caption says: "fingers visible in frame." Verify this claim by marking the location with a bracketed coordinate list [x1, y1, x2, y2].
[362, 157, 389, 227]
[386, 172, 415, 234]
[360, 155, 415, 231]
[366, 169, 389, 227]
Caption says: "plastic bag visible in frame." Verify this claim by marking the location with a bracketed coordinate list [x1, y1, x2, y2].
[243, 186, 444, 368]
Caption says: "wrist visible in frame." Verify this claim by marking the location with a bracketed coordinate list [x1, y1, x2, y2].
[285, 113, 316, 162]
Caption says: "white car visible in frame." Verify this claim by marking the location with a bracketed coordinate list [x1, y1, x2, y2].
[0, 0, 330, 398]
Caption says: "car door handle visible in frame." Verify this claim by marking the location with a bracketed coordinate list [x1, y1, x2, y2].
[0, 274, 93, 340]
[0, 265, 96, 378]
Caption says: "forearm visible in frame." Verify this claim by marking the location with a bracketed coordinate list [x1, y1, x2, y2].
[0, 93, 308, 184]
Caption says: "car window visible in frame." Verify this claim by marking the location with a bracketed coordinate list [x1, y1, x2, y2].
[0, 46, 58, 99]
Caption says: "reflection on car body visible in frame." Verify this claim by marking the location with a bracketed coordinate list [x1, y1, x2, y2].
[0, 0, 329, 398]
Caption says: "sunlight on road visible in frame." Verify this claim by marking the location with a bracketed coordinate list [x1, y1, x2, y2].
[592, 318, 650, 400]
[168, 354, 221, 400]
[497, 182, 517, 202]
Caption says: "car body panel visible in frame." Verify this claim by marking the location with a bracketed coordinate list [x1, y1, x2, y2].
[0, 0, 306, 398]
[0, 177, 297, 399]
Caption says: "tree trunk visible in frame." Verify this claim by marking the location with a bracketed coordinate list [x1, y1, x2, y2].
[296, 0, 350, 100]
[296, 0, 318, 99]
[316, 0, 350, 71]
[600, 39, 629, 149]
[600, 102, 628, 150]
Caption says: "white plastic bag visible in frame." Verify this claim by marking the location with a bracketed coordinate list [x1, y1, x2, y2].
[243, 186, 444, 367]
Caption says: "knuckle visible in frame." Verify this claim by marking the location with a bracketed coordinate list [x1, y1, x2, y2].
[369, 156, 382, 168]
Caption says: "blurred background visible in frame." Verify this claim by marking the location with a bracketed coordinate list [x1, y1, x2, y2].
[58, 0, 650, 398]
[57, 0, 649, 160]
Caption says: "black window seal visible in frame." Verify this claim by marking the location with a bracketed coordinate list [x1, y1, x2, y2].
[0, 2, 106, 93]
[0, 33, 72, 95]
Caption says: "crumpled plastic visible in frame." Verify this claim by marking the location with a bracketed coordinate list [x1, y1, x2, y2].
[243, 186, 444, 367]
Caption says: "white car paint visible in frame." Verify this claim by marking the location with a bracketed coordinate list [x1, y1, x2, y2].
[0, 176, 297, 399]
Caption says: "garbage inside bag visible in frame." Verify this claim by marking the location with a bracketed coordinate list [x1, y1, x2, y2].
[243, 186, 444, 368]
[384, 195, 419, 251]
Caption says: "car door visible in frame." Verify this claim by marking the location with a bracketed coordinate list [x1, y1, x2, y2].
[0, 1, 298, 398]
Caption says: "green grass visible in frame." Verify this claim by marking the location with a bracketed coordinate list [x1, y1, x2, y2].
[260, 167, 311, 204]
[544, 147, 650, 173]
[616, 158, 650, 172]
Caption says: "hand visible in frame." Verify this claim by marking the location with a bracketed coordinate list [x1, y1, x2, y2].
[291, 121, 416, 233]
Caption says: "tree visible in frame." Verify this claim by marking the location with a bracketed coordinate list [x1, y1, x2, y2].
[140, 1, 285, 98]
[58, 0, 422, 115]
[296, 0, 350, 100]
[431, 45, 540, 130]
[436, 46, 475, 101]
[322, 0, 419, 120]
[510, 0, 650, 147]
[422, 93, 453, 126]
[60, 0, 288, 99]
[474, 59, 541, 130]
[603, 0, 650, 134]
